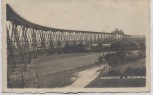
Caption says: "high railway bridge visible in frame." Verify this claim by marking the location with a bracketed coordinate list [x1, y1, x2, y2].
[6, 4, 145, 69]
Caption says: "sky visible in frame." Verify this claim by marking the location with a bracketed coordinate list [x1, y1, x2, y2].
[5, 0, 149, 35]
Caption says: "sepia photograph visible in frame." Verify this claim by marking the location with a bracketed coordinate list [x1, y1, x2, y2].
[2, 0, 150, 93]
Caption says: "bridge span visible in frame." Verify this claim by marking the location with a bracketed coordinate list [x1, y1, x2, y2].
[6, 4, 145, 69]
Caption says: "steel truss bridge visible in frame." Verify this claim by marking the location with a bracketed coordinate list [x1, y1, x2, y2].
[6, 4, 145, 67]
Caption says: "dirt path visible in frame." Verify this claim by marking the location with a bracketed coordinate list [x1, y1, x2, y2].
[65, 65, 104, 88]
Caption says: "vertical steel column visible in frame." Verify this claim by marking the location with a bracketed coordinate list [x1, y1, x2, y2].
[7, 26, 16, 69]
[12, 24, 25, 69]
[22, 27, 32, 63]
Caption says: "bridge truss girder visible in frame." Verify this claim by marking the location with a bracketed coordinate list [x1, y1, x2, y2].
[6, 4, 145, 70]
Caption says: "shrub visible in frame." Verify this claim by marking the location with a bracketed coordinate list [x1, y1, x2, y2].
[104, 50, 145, 67]
[104, 52, 127, 67]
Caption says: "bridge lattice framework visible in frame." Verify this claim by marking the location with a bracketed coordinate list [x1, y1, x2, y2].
[6, 4, 145, 68]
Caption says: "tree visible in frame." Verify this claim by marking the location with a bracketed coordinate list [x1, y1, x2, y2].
[111, 28, 124, 34]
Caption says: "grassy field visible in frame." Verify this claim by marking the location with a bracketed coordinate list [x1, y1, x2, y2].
[26, 64, 102, 88]
[8, 51, 146, 88]
[86, 58, 146, 88]
[36, 52, 104, 76]
[9, 52, 105, 88]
